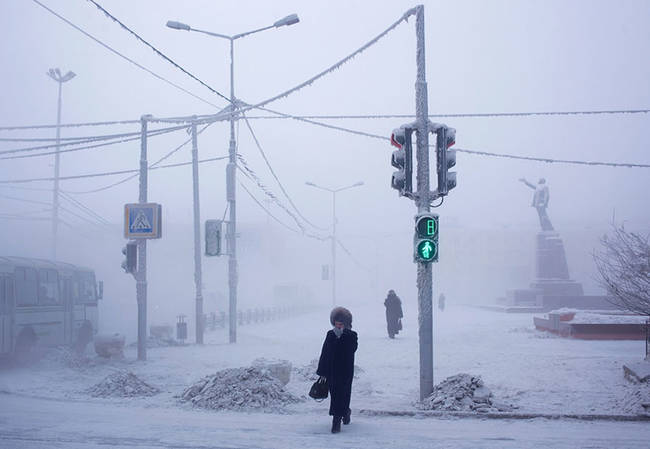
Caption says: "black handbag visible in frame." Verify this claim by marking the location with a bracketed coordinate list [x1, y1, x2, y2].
[309, 379, 328, 401]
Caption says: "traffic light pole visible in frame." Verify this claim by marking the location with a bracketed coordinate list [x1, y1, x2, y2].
[137, 115, 150, 361]
[414, 5, 434, 401]
[190, 120, 204, 344]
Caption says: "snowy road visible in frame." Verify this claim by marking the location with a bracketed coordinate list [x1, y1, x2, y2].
[1, 392, 650, 449]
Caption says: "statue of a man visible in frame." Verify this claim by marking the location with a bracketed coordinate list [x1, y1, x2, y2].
[519, 177, 554, 231]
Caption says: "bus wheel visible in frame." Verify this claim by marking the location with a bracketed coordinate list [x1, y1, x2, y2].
[14, 329, 36, 364]
[74, 321, 93, 355]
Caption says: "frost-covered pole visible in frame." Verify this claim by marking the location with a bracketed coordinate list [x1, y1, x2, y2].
[227, 38, 238, 344]
[414, 4, 433, 401]
[331, 191, 337, 306]
[46, 68, 75, 260]
[191, 120, 204, 344]
[137, 115, 150, 361]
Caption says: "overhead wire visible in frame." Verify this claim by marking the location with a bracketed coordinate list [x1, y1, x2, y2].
[86, 0, 230, 104]
[63, 122, 216, 194]
[243, 109, 650, 120]
[0, 124, 189, 158]
[241, 112, 326, 231]
[238, 180, 301, 234]
[31, 0, 222, 109]
[0, 155, 229, 184]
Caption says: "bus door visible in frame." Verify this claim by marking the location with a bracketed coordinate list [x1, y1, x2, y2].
[62, 279, 73, 345]
[0, 276, 15, 355]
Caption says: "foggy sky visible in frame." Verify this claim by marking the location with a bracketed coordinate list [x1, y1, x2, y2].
[1, 0, 649, 336]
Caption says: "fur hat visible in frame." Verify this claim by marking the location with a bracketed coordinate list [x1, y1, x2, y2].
[330, 307, 353, 329]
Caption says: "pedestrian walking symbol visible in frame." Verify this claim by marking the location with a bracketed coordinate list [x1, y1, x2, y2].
[131, 211, 152, 232]
[124, 203, 162, 239]
[417, 239, 437, 261]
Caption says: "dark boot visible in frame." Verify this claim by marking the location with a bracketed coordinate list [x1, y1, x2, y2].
[343, 409, 351, 425]
[331, 416, 342, 433]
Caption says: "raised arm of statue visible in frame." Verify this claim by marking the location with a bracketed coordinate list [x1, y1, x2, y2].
[519, 178, 535, 190]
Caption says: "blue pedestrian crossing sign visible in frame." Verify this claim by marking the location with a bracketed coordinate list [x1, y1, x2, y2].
[124, 203, 162, 239]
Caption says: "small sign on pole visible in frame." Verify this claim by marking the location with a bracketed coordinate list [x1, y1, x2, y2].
[205, 219, 222, 256]
[124, 203, 162, 239]
[321, 264, 330, 280]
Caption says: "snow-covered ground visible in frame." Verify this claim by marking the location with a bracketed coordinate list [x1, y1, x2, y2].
[1, 304, 649, 448]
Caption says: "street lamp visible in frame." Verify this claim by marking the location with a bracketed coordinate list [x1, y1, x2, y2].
[305, 181, 364, 306]
[46, 68, 76, 261]
[166, 14, 299, 344]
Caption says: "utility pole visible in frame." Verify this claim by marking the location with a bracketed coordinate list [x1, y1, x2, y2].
[46, 68, 75, 260]
[136, 114, 150, 361]
[414, 5, 434, 401]
[191, 120, 204, 344]
[165, 14, 300, 343]
[331, 192, 337, 306]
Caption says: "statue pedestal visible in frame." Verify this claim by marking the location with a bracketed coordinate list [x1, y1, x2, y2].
[497, 231, 609, 312]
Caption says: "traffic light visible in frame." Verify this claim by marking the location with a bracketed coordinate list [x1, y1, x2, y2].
[390, 127, 414, 196]
[435, 125, 457, 196]
[414, 213, 439, 263]
[205, 219, 222, 256]
[121, 241, 137, 274]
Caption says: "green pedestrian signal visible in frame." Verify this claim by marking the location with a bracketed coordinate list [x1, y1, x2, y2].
[417, 239, 437, 261]
[414, 213, 439, 263]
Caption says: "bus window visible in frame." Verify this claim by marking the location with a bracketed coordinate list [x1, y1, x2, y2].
[75, 272, 96, 304]
[0, 278, 4, 314]
[38, 269, 60, 305]
[15, 267, 37, 306]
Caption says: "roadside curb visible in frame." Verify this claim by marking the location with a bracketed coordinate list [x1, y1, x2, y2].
[359, 409, 650, 422]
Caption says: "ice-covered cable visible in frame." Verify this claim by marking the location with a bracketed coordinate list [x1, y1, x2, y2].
[31, 0, 221, 109]
[241, 112, 326, 231]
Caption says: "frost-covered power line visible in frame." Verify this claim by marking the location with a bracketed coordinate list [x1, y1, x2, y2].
[63, 122, 216, 194]
[0, 155, 229, 184]
[31, 0, 222, 109]
[241, 112, 326, 231]
[243, 109, 650, 120]
[85, 0, 231, 103]
[0, 124, 188, 157]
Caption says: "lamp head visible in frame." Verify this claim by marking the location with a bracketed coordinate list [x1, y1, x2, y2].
[166, 20, 191, 31]
[274, 13, 299, 28]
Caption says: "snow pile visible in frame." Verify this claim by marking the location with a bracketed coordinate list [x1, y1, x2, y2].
[251, 358, 292, 386]
[128, 336, 180, 349]
[293, 359, 319, 382]
[617, 384, 650, 415]
[87, 371, 160, 398]
[418, 373, 514, 413]
[40, 346, 90, 370]
[293, 359, 365, 383]
[180, 367, 301, 411]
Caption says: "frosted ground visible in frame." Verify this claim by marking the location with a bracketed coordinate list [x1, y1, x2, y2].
[1, 304, 649, 448]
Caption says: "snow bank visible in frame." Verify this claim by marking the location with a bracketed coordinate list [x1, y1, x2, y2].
[616, 384, 650, 415]
[39, 346, 91, 370]
[418, 374, 514, 413]
[87, 371, 160, 398]
[180, 367, 301, 412]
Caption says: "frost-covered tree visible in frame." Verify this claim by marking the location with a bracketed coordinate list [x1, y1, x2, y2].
[594, 225, 650, 317]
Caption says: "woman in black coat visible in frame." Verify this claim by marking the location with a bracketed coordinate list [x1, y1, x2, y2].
[384, 290, 403, 338]
[316, 307, 358, 434]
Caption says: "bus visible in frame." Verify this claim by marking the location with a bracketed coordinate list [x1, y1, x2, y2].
[0, 256, 103, 358]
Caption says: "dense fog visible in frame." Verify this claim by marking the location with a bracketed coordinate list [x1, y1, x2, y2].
[0, 1, 649, 446]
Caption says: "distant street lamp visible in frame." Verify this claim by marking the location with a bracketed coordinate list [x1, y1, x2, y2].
[305, 181, 364, 306]
[166, 14, 299, 344]
[47, 68, 76, 260]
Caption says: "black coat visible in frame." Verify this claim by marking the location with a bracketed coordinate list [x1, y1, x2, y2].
[384, 293, 403, 335]
[316, 328, 358, 416]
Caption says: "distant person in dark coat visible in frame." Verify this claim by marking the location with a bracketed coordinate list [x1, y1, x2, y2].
[438, 293, 446, 311]
[316, 307, 358, 434]
[384, 290, 403, 339]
